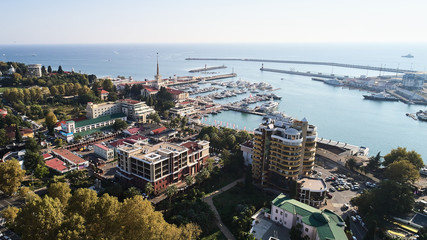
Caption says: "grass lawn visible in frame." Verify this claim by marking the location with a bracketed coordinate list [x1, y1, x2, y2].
[199, 168, 243, 194]
[213, 183, 274, 233]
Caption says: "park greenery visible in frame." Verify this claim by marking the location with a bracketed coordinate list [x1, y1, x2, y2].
[0, 159, 26, 196]
[351, 147, 423, 235]
[1, 185, 201, 240]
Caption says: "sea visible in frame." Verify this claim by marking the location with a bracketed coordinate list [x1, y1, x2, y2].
[1, 43, 426, 163]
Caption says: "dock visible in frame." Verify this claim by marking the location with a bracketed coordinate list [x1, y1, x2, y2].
[260, 67, 342, 79]
[200, 73, 237, 81]
[189, 65, 227, 73]
[186, 57, 416, 73]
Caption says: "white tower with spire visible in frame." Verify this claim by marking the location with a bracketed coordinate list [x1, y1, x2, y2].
[153, 53, 164, 89]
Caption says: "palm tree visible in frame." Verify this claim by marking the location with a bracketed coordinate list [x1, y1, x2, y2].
[346, 158, 357, 171]
[145, 182, 154, 197]
[166, 185, 178, 205]
[185, 175, 194, 186]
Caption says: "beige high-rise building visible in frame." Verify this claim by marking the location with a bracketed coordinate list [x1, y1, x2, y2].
[252, 113, 317, 190]
[85, 99, 155, 122]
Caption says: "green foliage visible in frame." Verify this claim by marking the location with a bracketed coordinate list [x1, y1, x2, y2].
[34, 163, 49, 179]
[124, 186, 142, 199]
[418, 227, 427, 240]
[48, 182, 72, 206]
[166, 184, 178, 204]
[145, 182, 154, 196]
[24, 150, 44, 174]
[66, 170, 94, 189]
[0, 128, 11, 146]
[384, 160, 419, 183]
[0, 159, 26, 196]
[367, 152, 381, 171]
[45, 111, 58, 134]
[57, 65, 64, 74]
[154, 86, 175, 113]
[383, 147, 424, 170]
[148, 112, 161, 124]
[113, 118, 128, 131]
[290, 223, 304, 240]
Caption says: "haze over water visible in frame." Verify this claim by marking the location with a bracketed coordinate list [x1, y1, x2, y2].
[1, 43, 426, 163]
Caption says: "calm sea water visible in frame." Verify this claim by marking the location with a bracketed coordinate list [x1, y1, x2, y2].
[1, 43, 426, 163]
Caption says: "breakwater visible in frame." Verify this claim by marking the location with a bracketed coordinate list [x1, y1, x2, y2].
[186, 57, 415, 73]
[189, 65, 227, 73]
[260, 67, 344, 79]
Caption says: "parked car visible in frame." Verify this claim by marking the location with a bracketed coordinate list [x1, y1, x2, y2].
[341, 204, 349, 211]
[329, 187, 336, 192]
[326, 192, 333, 199]
[351, 216, 357, 222]
[356, 215, 362, 222]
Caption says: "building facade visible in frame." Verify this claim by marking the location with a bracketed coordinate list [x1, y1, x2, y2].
[27, 64, 42, 77]
[169, 105, 196, 117]
[94, 143, 114, 161]
[116, 140, 209, 194]
[86, 100, 155, 122]
[252, 113, 317, 190]
[402, 72, 426, 89]
[297, 178, 327, 208]
[268, 193, 346, 240]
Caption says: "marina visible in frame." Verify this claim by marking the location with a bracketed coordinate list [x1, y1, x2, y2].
[260, 67, 348, 79]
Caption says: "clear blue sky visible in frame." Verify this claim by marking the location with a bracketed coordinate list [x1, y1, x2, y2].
[2, 0, 427, 44]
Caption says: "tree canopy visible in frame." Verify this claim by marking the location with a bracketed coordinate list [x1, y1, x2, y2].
[383, 147, 424, 170]
[0, 159, 26, 196]
[384, 160, 420, 183]
[113, 119, 128, 131]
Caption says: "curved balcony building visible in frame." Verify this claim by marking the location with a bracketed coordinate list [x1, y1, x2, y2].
[252, 114, 317, 191]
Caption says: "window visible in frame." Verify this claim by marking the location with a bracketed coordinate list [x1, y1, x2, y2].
[285, 213, 288, 217]
[280, 211, 282, 215]
[305, 228, 308, 232]
[297, 217, 299, 221]
[276, 209, 278, 213]
[275, 217, 277, 221]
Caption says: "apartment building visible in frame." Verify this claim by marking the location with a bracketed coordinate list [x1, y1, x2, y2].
[252, 113, 317, 190]
[94, 143, 114, 161]
[297, 178, 327, 208]
[86, 99, 155, 122]
[116, 140, 209, 193]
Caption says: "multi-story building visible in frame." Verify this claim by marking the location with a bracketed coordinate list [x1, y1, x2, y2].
[116, 140, 209, 194]
[169, 105, 196, 117]
[252, 113, 317, 191]
[94, 143, 114, 161]
[27, 64, 42, 77]
[402, 72, 426, 89]
[267, 193, 346, 240]
[86, 99, 155, 122]
[297, 178, 327, 208]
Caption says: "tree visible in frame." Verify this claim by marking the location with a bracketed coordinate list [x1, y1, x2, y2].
[384, 160, 419, 183]
[0, 206, 19, 225]
[367, 152, 381, 171]
[48, 182, 72, 206]
[34, 163, 49, 179]
[67, 188, 98, 220]
[15, 124, 22, 143]
[0, 128, 10, 146]
[15, 195, 64, 240]
[145, 182, 154, 197]
[124, 187, 142, 199]
[45, 111, 58, 135]
[0, 159, 26, 196]
[102, 79, 114, 92]
[346, 158, 357, 171]
[24, 150, 44, 173]
[25, 137, 40, 152]
[383, 147, 424, 170]
[58, 65, 64, 74]
[166, 185, 178, 204]
[148, 112, 161, 124]
[185, 175, 195, 186]
[41, 66, 47, 75]
[113, 119, 128, 131]
[48, 65, 52, 73]
[290, 223, 304, 240]
[56, 213, 87, 240]
[418, 227, 427, 240]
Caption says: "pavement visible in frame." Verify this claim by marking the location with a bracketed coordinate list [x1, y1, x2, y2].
[202, 178, 244, 240]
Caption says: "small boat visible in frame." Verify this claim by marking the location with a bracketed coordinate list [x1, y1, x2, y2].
[363, 91, 399, 101]
[416, 110, 427, 122]
[420, 167, 427, 176]
[402, 54, 414, 58]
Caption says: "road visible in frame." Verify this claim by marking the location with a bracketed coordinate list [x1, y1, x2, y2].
[202, 178, 244, 240]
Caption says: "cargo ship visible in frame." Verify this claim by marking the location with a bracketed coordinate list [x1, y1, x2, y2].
[402, 54, 414, 58]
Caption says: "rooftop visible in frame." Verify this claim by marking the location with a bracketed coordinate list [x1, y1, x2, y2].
[298, 178, 327, 191]
[117, 98, 141, 105]
[42, 153, 53, 160]
[272, 193, 346, 240]
[45, 158, 68, 173]
[109, 134, 147, 148]
[74, 113, 126, 128]
[52, 148, 87, 165]
[100, 90, 109, 94]
[166, 88, 184, 95]
[94, 143, 110, 151]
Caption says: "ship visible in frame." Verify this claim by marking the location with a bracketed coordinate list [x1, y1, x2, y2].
[416, 110, 427, 122]
[402, 54, 414, 58]
[363, 91, 399, 101]
[420, 167, 427, 176]
[324, 79, 343, 86]
[257, 101, 279, 113]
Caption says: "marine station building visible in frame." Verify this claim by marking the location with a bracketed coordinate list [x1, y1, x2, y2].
[115, 139, 209, 194]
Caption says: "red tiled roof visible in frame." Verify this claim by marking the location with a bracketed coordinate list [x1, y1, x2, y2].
[45, 158, 68, 172]
[152, 126, 167, 134]
[56, 121, 66, 127]
[143, 86, 159, 92]
[118, 99, 140, 104]
[94, 143, 110, 151]
[126, 127, 140, 134]
[166, 88, 184, 95]
[109, 135, 147, 148]
[100, 90, 109, 94]
[52, 149, 87, 165]
[43, 153, 53, 160]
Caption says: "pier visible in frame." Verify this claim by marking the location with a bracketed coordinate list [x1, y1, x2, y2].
[200, 73, 237, 81]
[186, 57, 416, 73]
[189, 65, 227, 73]
[223, 106, 266, 116]
[260, 67, 343, 79]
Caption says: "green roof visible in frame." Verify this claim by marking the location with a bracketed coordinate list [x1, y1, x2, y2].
[271, 193, 346, 240]
[74, 126, 113, 137]
[75, 113, 126, 128]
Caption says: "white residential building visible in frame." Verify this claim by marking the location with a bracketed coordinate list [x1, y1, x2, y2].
[94, 143, 114, 161]
[27, 64, 42, 77]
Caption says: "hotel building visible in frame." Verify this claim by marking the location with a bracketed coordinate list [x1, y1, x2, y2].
[252, 113, 317, 190]
[116, 140, 209, 193]
[86, 99, 155, 122]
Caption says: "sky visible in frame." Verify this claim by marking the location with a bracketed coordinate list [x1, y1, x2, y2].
[1, 0, 427, 44]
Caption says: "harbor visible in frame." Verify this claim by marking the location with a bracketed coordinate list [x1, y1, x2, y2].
[260, 67, 348, 79]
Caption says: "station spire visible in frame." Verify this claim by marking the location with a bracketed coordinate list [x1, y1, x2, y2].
[156, 52, 159, 76]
